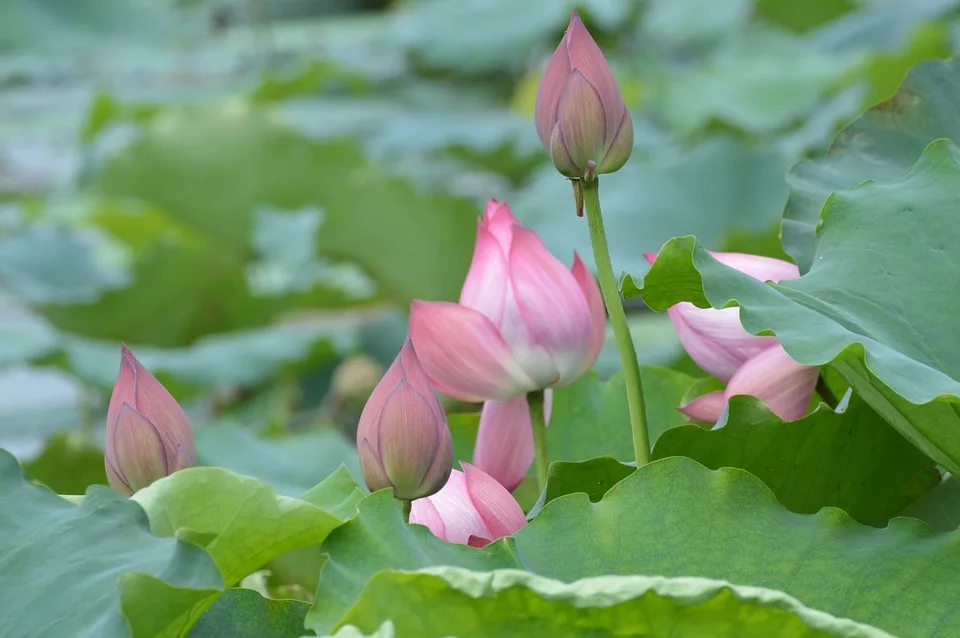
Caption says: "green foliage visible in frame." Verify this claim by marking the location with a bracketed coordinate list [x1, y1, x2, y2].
[332, 568, 891, 637]
[307, 457, 960, 637]
[653, 395, 940, 524]
[0, 449, 223, 637]
[189, 588, 309, 638]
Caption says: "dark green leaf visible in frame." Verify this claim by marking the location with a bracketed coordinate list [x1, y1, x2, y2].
[653, 395, 940, 524]
[0, 449, 222, 637]
[189, 588, 309, 638]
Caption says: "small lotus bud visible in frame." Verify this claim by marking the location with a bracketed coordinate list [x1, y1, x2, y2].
[356, 338, 453, 501]
[105, 345, 197, 495]
[534, 11, 633, 178]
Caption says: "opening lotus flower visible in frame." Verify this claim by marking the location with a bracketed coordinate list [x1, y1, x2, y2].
[646, 251, 818, 423]
[410, 199, 605, 402]
[105, 345, 197, 496]
[356, 338, 453, 501]
[534, 11, 633, 178]
[409, 463, 526, 547]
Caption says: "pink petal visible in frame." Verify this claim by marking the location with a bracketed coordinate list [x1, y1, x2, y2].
[725, 345, 818, 422]
[644, 252, 658, 265]
[570, 253, 606, 376]
[473, 395, 535, 492]
[376, 382, 441, 498]
[555, 70, 607, 173]
[668, 304, 776, 382]
[678, 391, 727, 423]
[410, 469, 490, 544]
[106, 345, 139, 461]
[509, 227, 595, 385]
[124, 349, 197, 468]
[548, 122, 580, 178]
[463, 463, 526, 540]
[358, 438, 392, 493]
[459, 217, 508, 326]
[565, 11, 625, 144]
[598, 107, 633, 174]
[409, 301, 534, 401]
[533, 29, 573, 148]
[112, 404, 167, 493]
[709, 252, 799, 283]
[482, 199, 520, 250]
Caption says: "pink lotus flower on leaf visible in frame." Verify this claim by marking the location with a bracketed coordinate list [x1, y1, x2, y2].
[409, 463, 526, 547]
[645, 251, 818, 423]
[473, 391, 553, 492]
[105, 345, 197, 496]
[410, 200, 605, 402]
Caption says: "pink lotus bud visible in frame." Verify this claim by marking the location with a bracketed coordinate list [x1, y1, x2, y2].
[356, 338, 453, 501]
[644, 251, 817, 423]
[534, 11, 633, 178]
[472, 391, 553, 492]
[680, 345, 819, 423]
[105, 345, 197, 496]
[410, 200, 605, 402]
[409, 463, 526, 547]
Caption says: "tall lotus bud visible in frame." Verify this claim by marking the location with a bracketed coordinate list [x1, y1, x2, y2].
[105, 345, 197, 496]
[356, 338, 453, 501]
[410, 200, 605, 402]
[534, 11, 633, 179]
[409, 463, 526, 547]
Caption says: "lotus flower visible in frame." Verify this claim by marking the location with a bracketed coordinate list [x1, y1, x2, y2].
[105, 345, 197, 496]
[357, 338, 453, 501]
[409, 463, 526, 547]
[534, 11, 633, 178]
[410, 200, 605, 402]
[472, 391, 553, 492]
[645, 251, 818, 422]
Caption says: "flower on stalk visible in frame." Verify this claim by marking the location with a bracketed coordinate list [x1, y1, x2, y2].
[534, 11, 633, 179]
[356, 338, 453, 501]
[409, 463, 527, 547]
[645, 251, 818, 423]
[105, 345, 197, 496]
[472, 391, 553, 492]
[410, 199, 605, 402]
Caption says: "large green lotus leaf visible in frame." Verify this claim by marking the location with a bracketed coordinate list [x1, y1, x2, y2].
[783, 58, 960, 273]
[899, 476, 960, 532]
[132, 467, 348, 587]
[29, 104, 475, 345]
[306, 456, 960, 637]
[194, 425, 361, 498]
[623, 140, 960, 473]
[0, 449, 223, 638]
[333, 568, 892, 637]
[514, 136, 789, 279]
[653, 395, 939, 524]
[188, 588, 309, 638]
[525, 457, 635, 518]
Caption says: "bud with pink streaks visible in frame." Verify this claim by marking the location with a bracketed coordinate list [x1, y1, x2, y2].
[534, 11, 633, 179]
[105, 345, 197, 496]
[356, 338, 453, 501]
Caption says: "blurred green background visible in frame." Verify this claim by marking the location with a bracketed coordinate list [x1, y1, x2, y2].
[1, 0, 957, 496]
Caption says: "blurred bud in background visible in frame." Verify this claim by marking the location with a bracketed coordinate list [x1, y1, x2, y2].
[356, 338, 453, 501]
[534, 11, 633, 179]
[409, 463, 526, 547]
[105, 345, 197, 496]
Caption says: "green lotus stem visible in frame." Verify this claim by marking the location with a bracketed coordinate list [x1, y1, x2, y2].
[581, 177, 651, 467]
[528, 389, 549, 491]
[401, 499, 412, 523]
